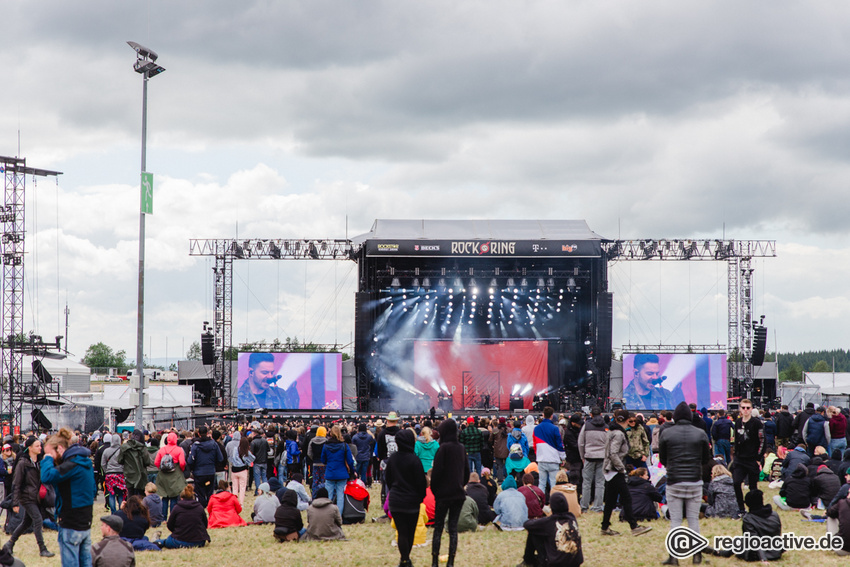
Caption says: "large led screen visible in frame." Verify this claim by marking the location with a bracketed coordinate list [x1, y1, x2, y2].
[413, 340, 548, 410]
[622, 353, 727, 411]
[237, 352, 342, 410]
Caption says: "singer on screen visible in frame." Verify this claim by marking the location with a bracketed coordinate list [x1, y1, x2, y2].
[237, 352, 300, 409]
[623, 353, 676, 410]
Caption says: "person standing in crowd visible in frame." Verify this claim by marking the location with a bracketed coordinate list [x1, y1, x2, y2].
[227, 432, 255, 507]
[102, 432, 126, 514]
[774, 405, 794, 449]
[41, 428, 96, 566]
[532, 407, 566, 498]
[352, 423, 375, 484]
[189, 425, 224, 508]
[430, 418, 470, 567]
[308, 426, 328, 493]
[792, 403, 816, 444]
[460, 417, 484, 477]
[828, 406, 848, 457]
[284, 429, 303, 485]
[710, 409, 733, 464]
[731, 399, 765, 513]
[250, 430, 270, 495]
[522, 416, 536, 462]
[385, 428, 427, 567]
[577, 407, 607, 513]
[601, 409, 651, 537]
[322, 425, 355, 513]
[803, 406, 831, 457]
[563, 414, 584, 493]
[3, 436, 54, 557]
[117, 429, 151, 498]
[154, 431, 186, 522]
[491, 418, 509, 483]
[625, 413, 650, 469]
[659, 402, 711, 566]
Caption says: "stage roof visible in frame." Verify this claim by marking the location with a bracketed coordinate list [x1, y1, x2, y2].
[352, 219, 606, 245]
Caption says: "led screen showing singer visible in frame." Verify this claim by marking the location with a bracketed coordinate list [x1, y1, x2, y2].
[622, 353, 727, 410]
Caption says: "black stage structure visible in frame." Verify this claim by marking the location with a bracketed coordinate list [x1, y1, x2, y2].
[351, 220, 611, 412]
[189, 220, 775, 413]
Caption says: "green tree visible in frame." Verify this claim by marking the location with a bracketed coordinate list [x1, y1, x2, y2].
[186, 341, 202, 361]
[812, 360, 831, 373]
[81, 342, 127, 369]
[168, 363, 177, 372]
[779, 361, 803, 383]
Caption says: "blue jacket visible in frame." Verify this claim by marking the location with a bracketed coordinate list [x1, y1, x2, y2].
[188, 438, 224, 477]
[351, 432, 374, 463]
[763, 419, 777, 447]
[493, 485, 528, 528]
[321, 439, 354, 481]
[532, 418, 566, 464]
[711, 417, 733, 441]
[41, 445, 95, 520]
[805, 413, 830, 451]
[285, 438, 301, 465]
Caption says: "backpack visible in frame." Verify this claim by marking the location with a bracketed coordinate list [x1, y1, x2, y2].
[159, 453, 176, 473]
[509, 442, 524, 461]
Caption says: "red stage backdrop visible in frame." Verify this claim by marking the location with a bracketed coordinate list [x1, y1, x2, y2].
[413, 340, 548, 410]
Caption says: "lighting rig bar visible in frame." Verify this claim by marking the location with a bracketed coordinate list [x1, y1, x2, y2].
[189, 238, 355, 409]
[603, 239, 776, 261]
[190, 238, 355, 260]
[621, 344, 727, 354]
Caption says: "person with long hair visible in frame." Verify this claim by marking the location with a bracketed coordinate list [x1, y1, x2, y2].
[114, 495, 160, 551]
[154, 484, 211, 549]
[41, 427, 96, 566]
[415, 427, 439, 473]
[321, 425, 354, 512]
[3, 436, 54, 557]
[226, 431, 255, 507]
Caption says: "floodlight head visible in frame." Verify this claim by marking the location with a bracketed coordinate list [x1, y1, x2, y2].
[127, 41, 158, 61]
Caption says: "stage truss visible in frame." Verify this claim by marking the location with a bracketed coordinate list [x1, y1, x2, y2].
[190, 236, 775, 408]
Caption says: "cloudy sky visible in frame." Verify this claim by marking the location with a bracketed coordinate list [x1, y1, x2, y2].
[1, 1, 849, 366]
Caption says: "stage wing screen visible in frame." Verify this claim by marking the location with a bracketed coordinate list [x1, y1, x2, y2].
[413, 340, 548, 411]
[622, 353, 727, 411]
[236, 352, 342, 410]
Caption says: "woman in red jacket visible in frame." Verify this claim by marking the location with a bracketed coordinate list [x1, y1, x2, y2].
[153, 431, 187, 521]
[207, 480, 246, 528]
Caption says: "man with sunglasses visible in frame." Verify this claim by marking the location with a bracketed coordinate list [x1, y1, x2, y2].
[731, 399, 765, 514]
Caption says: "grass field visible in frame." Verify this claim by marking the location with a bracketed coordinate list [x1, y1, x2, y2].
[4, 484, 846, 566]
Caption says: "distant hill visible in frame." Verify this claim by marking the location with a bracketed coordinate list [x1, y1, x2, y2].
[772, 349, 850, 382]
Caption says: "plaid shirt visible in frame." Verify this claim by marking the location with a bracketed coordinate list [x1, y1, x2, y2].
[460, 425, 483, 454]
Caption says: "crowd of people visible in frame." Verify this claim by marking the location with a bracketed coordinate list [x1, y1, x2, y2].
[0, 399, 848, 565]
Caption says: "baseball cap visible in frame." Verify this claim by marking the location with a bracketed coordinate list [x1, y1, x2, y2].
[100, 515, 123, 533]
[466, 417, 475, 424]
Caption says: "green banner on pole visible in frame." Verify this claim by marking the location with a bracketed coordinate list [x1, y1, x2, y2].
[141, 172, 153, 214]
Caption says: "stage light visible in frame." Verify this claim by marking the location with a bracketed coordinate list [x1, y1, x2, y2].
[488, 287, 494, 295]
[391, 278, 401, 288]
[507, 278, 515, 287]
[537, 278, 545, 287]
[423, 278, 430, 288]
[472, 287, 479, 295]
[413, 278, 420, 288]
[438, 278, 446, 287]
[490, 279, 497, 287]
[454, 278, 463, 288]
[520, 278, 528, 287]
[448, 288, 454, 294]
[547, 278, 555, 287]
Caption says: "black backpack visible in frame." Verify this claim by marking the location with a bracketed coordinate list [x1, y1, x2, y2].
[159, 453, 176, 473]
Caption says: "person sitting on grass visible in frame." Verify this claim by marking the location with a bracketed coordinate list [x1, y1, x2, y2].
[516, 491, 583, 567]
[114, 495, 160, 551]
[811, 461, 841, 509]
[703, 465, 738, 519]
[518, 473, 546, 520]
[252, 482, 279, 523]
[480, 467, 498, 507]
[207, 479, 247, 528]
[624, 467, 662, 521]
[154, 484, 211, 549]
[494, 475, 528, 531]
[303, 486, 346, 541]
[286, 472, 311, 511]
[273, 490, 306, 542]
[826, 490, 850, 556]
[466, 472, 495, 525]
[92, 514, 135, 567]
[143, 483, 164, 528]
[773, 464, 812, 511]
[716, 489, 783, 562]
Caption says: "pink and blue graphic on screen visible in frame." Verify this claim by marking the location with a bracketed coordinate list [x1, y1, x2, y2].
[237, 352, 342, 410]
[623, 353, 728, 410]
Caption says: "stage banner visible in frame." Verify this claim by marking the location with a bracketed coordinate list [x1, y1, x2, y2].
[413, 340, 548, 411]
[236, 352, 342, 410]
[622, 353, 727, 411]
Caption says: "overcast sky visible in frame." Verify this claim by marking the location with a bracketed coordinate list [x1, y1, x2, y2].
[1, 1, 848, 365]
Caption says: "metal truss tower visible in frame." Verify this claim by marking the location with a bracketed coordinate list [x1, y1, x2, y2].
[604, 238, 775, 396]
[0, 157, 61, 427]
[189, 238, 354, 408]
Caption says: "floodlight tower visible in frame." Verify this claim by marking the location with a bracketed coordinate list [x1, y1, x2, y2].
[128, 41, 165, 427]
